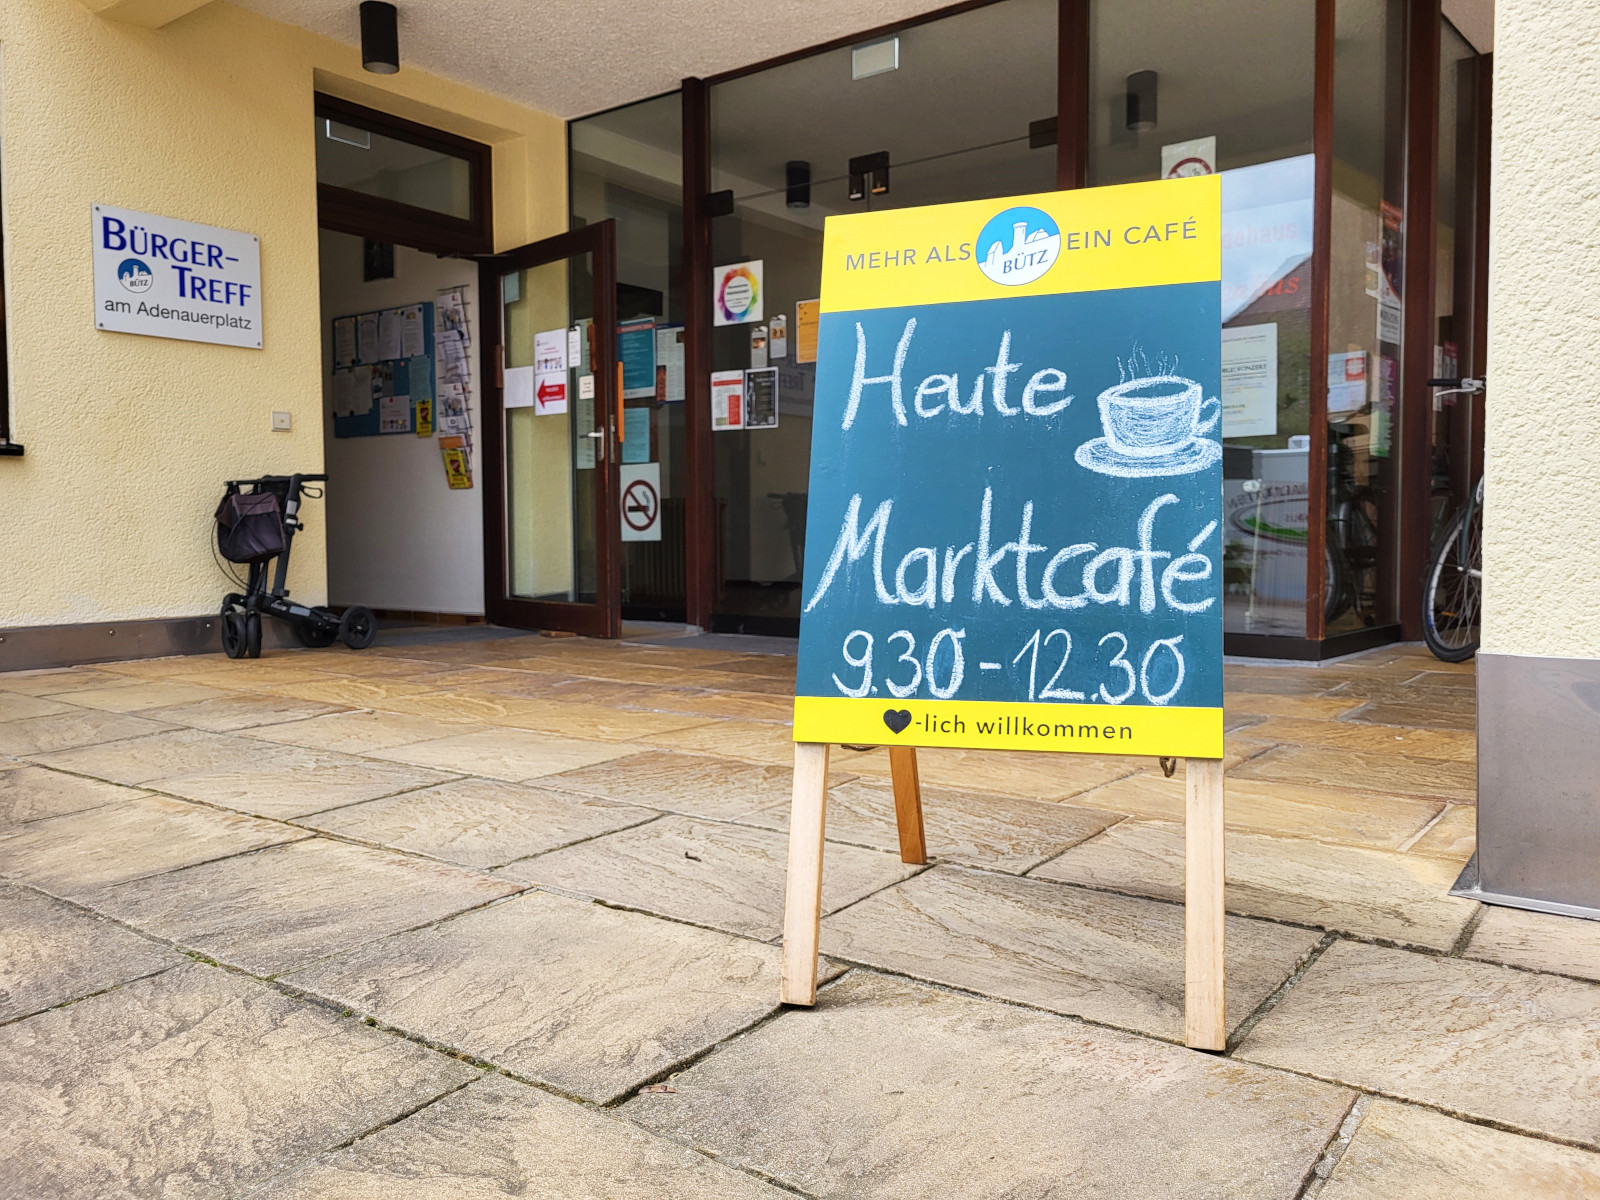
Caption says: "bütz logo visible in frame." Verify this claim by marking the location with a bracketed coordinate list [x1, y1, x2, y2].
[976, 206, 1061, 286]
[117, 258, 155, 294]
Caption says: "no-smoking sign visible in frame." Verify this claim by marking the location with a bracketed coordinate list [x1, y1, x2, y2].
[619, 463, 662, 542]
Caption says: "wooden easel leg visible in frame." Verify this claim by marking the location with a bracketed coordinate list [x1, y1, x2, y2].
[1185, 756, 1226, 1050]
[781, 742, 831, 1006]
[887, 746, 927, 864]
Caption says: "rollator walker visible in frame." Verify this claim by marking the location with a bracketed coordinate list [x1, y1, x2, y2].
[213, 473, 376, 659]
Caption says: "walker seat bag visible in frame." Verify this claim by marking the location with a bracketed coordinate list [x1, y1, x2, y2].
[215, 490, 285, 564]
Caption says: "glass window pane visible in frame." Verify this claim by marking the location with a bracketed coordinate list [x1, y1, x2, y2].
[570, 93, 686, 615]
[709, 0, 1058, 627]
[1325, 0, 1409, 635]
[317, 117, 473, 221]
[1091, 0, 1315, 638]
[503, 254, 601, 603]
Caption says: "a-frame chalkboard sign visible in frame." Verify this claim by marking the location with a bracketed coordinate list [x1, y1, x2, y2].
[783, 176, 1229, 1049]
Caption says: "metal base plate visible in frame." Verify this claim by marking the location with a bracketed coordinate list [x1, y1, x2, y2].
[1451, 853, 1600, 923]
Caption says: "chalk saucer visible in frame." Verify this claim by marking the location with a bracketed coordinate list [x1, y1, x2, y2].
[1073, 435, 1222, 478]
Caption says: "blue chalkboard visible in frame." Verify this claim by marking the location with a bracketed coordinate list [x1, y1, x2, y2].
[793, 182, 1224, 757]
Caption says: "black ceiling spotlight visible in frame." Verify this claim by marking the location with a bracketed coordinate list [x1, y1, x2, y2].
[1125, 70, 1158, 132]
[786, 161, 811, 209]
[360, 1, 399, 75]
[848, 151, 890, 202]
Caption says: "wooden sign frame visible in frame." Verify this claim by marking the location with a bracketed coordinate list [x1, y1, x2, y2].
[780, 742, 1227, 1051]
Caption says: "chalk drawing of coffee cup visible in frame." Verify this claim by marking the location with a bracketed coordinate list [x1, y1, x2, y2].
[1075, 374, 1223, 478]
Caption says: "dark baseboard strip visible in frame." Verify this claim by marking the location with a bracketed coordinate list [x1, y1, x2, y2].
[0, 614, 296, 673]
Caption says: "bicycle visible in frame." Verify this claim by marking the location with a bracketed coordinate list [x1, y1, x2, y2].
[1421, 377, 1485, 661]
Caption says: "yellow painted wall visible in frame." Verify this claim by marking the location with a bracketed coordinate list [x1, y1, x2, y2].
[1483, 0, 1600, 659]
[0, 0, 565, 628]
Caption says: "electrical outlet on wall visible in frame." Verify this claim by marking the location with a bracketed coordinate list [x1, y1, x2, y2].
[271, 411, 292, 432]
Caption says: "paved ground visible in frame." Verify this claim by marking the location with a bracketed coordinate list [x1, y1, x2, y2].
[2, 630, 1599, 1197]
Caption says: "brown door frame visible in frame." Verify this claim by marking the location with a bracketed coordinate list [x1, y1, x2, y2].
[479, 221, 622, 637]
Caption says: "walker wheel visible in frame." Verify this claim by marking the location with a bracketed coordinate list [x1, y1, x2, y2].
[244, 611, 263, 659]
[295, 619, 339, 649]
[338, 605, 377, 650]
[221, 610, 246, 659]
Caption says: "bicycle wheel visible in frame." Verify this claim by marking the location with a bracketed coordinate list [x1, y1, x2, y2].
[1423, 496, 1482, 662]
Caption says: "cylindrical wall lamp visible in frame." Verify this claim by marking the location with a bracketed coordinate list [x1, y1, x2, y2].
[360, 2, 399, 75]
[1125, 70, 1158, 132]
[786, 161, 812, 209]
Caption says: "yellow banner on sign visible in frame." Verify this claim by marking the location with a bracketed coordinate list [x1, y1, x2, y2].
[819, 175, 1220, 314]
[793, 696, 1224, 758]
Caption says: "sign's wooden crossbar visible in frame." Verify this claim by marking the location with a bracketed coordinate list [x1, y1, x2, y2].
[780, 743, 1227, 1052]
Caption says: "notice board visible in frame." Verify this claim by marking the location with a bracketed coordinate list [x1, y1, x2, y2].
[793, 177, 1224, 758]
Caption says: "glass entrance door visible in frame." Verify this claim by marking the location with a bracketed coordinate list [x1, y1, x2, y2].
[481, 222, 620, 636]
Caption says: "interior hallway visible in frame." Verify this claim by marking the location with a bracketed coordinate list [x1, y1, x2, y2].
[3, 632, 1599, 1196]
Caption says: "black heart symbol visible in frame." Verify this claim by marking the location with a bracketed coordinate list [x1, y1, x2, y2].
[883, 709, 912, 734]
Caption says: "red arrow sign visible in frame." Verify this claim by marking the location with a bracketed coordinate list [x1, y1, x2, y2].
[537, 379, 565, 403]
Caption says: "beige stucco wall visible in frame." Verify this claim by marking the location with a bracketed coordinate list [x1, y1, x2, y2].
[1482, 0, 1600, 658]
[0, 0, 564, 629]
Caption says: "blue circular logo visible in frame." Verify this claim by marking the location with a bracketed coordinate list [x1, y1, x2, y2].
[117, 258, 154, 294]
[976, 206, 1061, 286]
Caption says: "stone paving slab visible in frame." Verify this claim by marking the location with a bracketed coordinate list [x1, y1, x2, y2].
[843, 743, 1142, 800]
[0, 667, 145, 695]
[0, 691, 78, 722]
[53, 679, 233, 713]
[1242, 717, 1477, 762]
[0, 765, 138, 825]
[28, 727, 297, 786]
[153, 746, 459, 819]
[1406, 804, 1477, 861]
[820, 866, 1321, 1042]
[1319, 1099, 1600, 1199]
[743, 779, 1123, 872]
[1033, 818, 1478, 950]
[283, 889, 804, 1103]
[304, 777, 658, 868]
[90, 836, 521, 975]
[1224, 692, 1367, 720]
[0, 883, 177, 1022]
[635, 719, 799, 765]
[542, 749, 857, 819]
[0, 709, 177, 756]
[383, 691, 721, 743]
[624, 971, 1353, 1199]
[255, 1073, 791, 1199]
[139, 692, 350, 731]
[0, 794, 304, 896]
[1465, 905, 1600, 982]
[1074, 770, 1444, 851]
[243, 709, 487, 754]
[502, 814, 920, 940]
[1236, 940, 1600, 1147]
[0, 962, 476, 1200]
[366, 728, 634, 782]
[1235, 746, 1477, 802]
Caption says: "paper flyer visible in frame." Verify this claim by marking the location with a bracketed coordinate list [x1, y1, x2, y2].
[379, 393, 412, 434]
[713, 260, 763, 326]
[1220, 323, 1278, 437]
[794, 300, 820, 363]
[440, 436, 473, 489]
[534, 328, 568, 374]
[655, 324, 685, 402]
[711, 370, 744, 430]
[504, 365, 535, 410]
[769, 314, 788, 359]
[744, 367, 778, 429]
